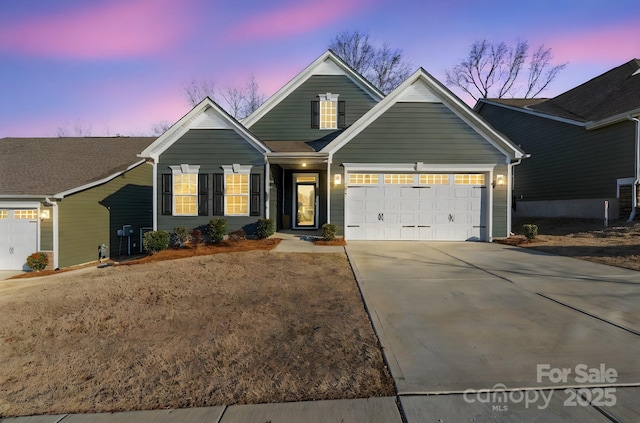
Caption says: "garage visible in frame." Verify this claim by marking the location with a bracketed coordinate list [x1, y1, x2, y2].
[0, 209, 38, 270]
[345, 173, 487, 241]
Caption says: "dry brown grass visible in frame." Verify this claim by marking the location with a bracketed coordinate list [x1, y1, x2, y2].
[0, 251, 394, 417]
[500, 218, 640, 270]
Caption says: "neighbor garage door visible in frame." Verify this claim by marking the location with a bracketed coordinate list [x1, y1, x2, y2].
[0, 209, 38, 270]
[345, 173, 486, 241]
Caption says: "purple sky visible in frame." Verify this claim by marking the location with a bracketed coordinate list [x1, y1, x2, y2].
[0, 0, 637, 138]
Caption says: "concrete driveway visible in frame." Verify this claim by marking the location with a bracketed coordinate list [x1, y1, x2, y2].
[347, 241, 640, 422]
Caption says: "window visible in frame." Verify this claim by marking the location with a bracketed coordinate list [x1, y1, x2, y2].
[174, 174, 198, 215]
[454, 174, 485, 185]
[384, 174, 414, 184]
[311, 93, 345, 129]
[225, 174, 249, 215]
[0, 210, 8, 219]
[349, 173, 379, 184]
[420, 174, 450, 185]
[14, 209, 38, 219]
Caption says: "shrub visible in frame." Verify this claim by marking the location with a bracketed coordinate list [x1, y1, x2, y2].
[322, 223, 338, 241]
[228, 229, 247, 242]
[209, 218, 227, 243]
[143, 230, 170, 253]
[523, 224, 538, 241]
[173, 227, 190, 244]
[26, 252, 48, 271]
[256, 218, 275, 239]
[191, 229, 204, 245]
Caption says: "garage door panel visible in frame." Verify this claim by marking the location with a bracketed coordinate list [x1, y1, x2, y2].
[0, 209, 38, 270]
[345, 173, 487, 241]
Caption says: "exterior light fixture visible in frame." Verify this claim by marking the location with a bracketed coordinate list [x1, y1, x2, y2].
[40, 209, 50, 220]
[496, 174, 505, 185]
[302, 163, 307, 167]
[334, 174, 342, 185]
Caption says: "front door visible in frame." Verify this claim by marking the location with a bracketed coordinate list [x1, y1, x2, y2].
[295, 183, 316, 228]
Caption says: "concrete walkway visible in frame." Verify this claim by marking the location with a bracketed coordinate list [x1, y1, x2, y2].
[272, 231, 345, 253]
[346, 241, 640, 422]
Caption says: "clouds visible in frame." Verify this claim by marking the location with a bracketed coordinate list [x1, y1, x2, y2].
[0, 0, 199, 59]
[227, 0, 370, 41]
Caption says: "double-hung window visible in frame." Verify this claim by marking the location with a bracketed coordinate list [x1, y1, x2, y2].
[170, 165, 200, 216]
[222, 165, 252, 216]
[311, 93, 345, 129]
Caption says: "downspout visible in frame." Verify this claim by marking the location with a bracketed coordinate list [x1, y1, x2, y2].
[507, 154, 529, 235]
[264, 156, 270, 219]
[46, 197, 59, 269]
[628, 116, 640, 222]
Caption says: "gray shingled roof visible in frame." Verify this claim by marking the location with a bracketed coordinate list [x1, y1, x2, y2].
[530, 59, 640, 122]
[0, 137, 155, 196]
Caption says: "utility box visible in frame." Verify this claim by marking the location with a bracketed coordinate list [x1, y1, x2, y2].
[98, 244, 108, 262]
[117, 225, 134, 236]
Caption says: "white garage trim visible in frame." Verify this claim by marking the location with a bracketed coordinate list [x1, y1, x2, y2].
[343, 163, 496, 172]
[344, 170, 491, 241]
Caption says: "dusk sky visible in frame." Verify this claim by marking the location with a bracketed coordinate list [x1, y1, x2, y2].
[0, 0, 637, 138]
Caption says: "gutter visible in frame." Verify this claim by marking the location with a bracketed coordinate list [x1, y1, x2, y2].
[628, 116, 640, 221]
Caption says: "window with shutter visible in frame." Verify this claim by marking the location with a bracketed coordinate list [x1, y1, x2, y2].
[250, 174, 261, 216]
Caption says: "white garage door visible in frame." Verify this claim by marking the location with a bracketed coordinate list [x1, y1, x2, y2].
[345, 173, 487, 241]
[0, 209, 38, 270]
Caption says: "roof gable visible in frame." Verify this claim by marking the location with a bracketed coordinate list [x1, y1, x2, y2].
[323, 68, 525, 160]
[242, 50, 384, 128]
[140, 97, 270, 160]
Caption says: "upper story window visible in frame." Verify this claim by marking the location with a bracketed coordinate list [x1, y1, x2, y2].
[311, 93, 345, 130]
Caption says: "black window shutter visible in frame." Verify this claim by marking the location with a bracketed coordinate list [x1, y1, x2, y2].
[161, 174, 172, 215]
[213, 173, 224, 216]
[250, 174, 261, 216]
[338, 101, 346, 128]
[198, 173, 209, 216]
[311, 100, 319, 128]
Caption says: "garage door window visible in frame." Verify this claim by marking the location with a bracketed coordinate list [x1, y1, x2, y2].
[454, 174, 485, 185]
[0, 210, 7, 219]
[384, 174, 413, 184]
[349, 174, 379, 184]
[14, 210, 38, 219]
[419, 174, 449, 185]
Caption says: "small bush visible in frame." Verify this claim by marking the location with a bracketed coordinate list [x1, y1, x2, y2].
[209, 218, 227, 243]
[191, 229, 204, 245]
[256, 218, 275, 239]
[26, 252, 48, 271]
[143, 231, 170, 253]
[322, 223, 338, 241]
[228, 229, 247, 242]
[523, 224, 538, 240]
[173, 227, 190, 244]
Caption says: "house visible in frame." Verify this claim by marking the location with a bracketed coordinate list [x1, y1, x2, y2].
[141, 50, 525, 241]
[476, 59, 640, 220]
[0, 137, 154, 270]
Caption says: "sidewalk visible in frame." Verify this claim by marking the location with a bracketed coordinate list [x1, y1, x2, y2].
[0, 397, 402, 423]
[272, 231, 345, 253]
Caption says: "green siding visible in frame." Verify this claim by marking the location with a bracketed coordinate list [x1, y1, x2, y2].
[40, 206, 53, 250]
[329, 164, 345, 235]
[479, 103, 636, 201]
[249, 75, 378, 143]
[58, 163, 152, 268]
[492, 164, 509, 238]
[333, 103, 505, 164]
[157, 129, 265, 233]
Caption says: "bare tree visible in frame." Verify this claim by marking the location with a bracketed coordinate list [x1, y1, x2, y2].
[183, 78, 216, 107]
[56, 120, 92, 137]
[329, 31, 411, 94]
[150, 120, 172, 136]
[242, 75, 265, 118]
[445, 39, 566, 101]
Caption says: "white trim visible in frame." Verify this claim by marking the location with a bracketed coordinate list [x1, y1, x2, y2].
[586, 108, 640, 130]
[264, 159, 270, 220]
[222, 165, 253, 217]
[507, 163, 513, 235]
[170, 165, 200, 217]
[152, 161, 158, 230]
[292, 173, 319, 229]
[53, 159, 146, 199]
[242, 50, 384, 128]
[326, 160, 332, 224]
[323, 69, 525, 160]
[222, 164, 253, 174]
[487, 169, 494, 242]
[0, 201, 41, 208]
[51, 199, 59, 269]
[342, 163, 496, 172]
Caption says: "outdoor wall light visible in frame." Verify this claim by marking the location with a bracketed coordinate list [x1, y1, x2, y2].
[496, 174, 505, 186]
[40, 209, 50, 220]
[334, 174, 342, 185]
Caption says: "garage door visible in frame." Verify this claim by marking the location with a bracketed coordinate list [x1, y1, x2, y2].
[345, 173, 486, 241]
[0, 209, 38, 270]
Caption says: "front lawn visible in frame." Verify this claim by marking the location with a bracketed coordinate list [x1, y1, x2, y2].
[0, 251, 394, 417]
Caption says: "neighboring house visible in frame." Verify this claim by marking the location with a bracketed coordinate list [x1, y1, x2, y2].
[476, 59, 640, 220]
[0, 137, 154, 270]
[142, 50, 525, 241]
